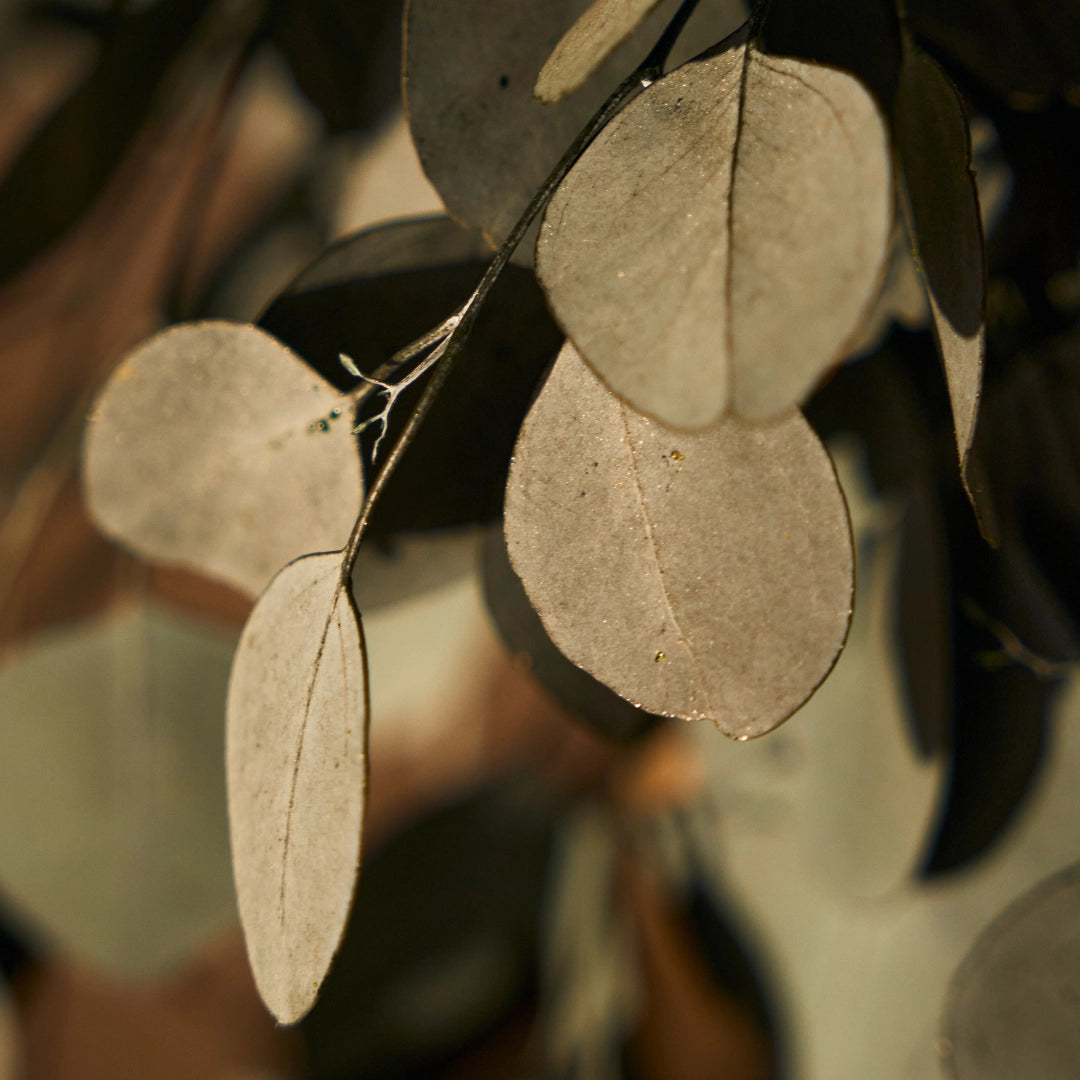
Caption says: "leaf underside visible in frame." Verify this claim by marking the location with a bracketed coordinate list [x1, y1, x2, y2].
[505, 342, 853, 739]
[227, 551, 368, 1024]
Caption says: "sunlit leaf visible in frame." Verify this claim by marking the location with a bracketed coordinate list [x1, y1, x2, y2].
[894, 42, 988, 533]
[227, 551, 368, 1024]
[535, 0, 665, 104]
[83, 320, 362, 599]
[537, 35, 892, 426]
[0, 601, 237, 977]
[504, 342, 852, 739]
[269, 0, 400, 133]
[942, 861, 1080, 1080]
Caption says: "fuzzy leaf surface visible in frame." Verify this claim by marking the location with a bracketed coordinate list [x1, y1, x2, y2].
[227, 551, 368, 1024]
[504, 342, 853, 738]
[84, 321, 361, 598]
[537, 37, 892, 427]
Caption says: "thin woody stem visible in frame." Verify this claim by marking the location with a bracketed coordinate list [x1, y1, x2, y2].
[339, 0, 705, 581]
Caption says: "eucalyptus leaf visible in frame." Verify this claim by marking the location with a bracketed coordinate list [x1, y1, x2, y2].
[894, 42, 988, 533]
[504, 342, 853, 739]
[481, 526, 662, 743]
[0, 601, 237, 977]
[534, 0, 665, 104]
[537, 36, 892, 426]
[84, 320, 362, 599]
[227, 551, 368, 1025]
[404, 0, 698, 251]
[942, 861, 1080, 1080]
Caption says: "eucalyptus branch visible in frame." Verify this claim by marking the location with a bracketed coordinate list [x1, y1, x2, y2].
[338, 0, 705, 580]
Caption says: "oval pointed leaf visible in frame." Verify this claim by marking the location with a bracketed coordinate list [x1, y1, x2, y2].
[894, 44, 988, 533]
[227, 551, 368, 1024]
[535, 0, 665, 104]
[943, 862, 1080, 1080]
[84, 321, 362, 598]
[537, 39, 892, 427]
[504, 342, 853, 738]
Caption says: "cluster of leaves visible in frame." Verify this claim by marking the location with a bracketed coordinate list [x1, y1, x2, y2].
[68, 0, 1080, 1033]
[4, 0, 1080, 1070]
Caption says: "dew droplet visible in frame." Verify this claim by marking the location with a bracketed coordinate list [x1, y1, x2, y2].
[316, 418, 330, 432]
[330, 407, 342, 419]
[735, 734, 750, 742]
[655, 651, 665, 662]
[671, 449, 685, 461]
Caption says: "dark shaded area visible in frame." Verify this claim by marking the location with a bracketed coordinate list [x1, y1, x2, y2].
[0, 904, 34, 984]
[906, 0, 1080, 106]
[0, 0, 217, 283]
[481, 527, 664, 744]
[268, 0, 402, 134]
[894, 43, 984, 337]
[302, 782, 555, 1080]
[762, 0, 903, 110]
[260, 217, 563, 537]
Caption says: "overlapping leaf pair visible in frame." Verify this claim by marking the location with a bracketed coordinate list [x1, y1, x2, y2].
[81, 0, 990, 1025]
